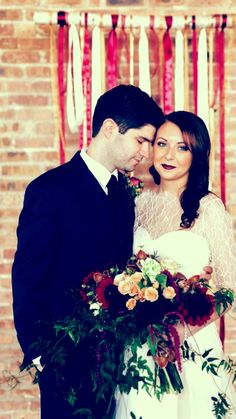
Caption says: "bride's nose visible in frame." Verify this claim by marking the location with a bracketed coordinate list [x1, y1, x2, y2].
[165, 145, 175, 160]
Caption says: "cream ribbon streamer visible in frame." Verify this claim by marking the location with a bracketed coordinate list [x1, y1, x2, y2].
[174, 30, 184, 111]
[91, 25, 102, 115]
[197, 29, 209, 129]
[138, 25, 151, 95]
[184, 31, 189, 111]
[130, 29, 134, 85]
[66, 24, 83, 133]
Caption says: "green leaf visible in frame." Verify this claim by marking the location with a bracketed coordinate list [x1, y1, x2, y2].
[202, 348, 213, 358]
[183, 340, 189, 349]
[147, 334, 157, 356]
[207, 357, 219, 363]
[202, 361, 207, 370]
[156, 273, 167, 288]
[191, 352, 195, 362]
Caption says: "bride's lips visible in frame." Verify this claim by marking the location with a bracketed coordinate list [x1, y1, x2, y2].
[161, 164, 176, 170]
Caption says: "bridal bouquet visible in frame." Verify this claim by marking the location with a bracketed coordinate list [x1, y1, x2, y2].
[76, 250, 234, 414]
[33, 251, 235, 418]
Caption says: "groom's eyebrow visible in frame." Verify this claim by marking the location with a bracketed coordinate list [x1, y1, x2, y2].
[138, 136, 154, 143]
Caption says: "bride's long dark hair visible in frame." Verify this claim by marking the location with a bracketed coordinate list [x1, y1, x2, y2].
[150, 111, 211, 228]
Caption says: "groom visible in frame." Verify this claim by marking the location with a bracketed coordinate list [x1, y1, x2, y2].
[12, 84, 165, 418]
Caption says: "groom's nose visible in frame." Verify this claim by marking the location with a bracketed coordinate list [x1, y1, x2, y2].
[140, 142, 150, 159]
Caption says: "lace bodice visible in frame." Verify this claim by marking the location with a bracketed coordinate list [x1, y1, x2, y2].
[134, 191, 236, 289]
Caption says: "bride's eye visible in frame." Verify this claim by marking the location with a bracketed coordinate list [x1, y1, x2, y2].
[178, 144, 190, 151]
[156, 141, 166, 147]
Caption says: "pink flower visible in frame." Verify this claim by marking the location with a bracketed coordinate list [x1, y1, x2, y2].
[129, 177, 141, 186]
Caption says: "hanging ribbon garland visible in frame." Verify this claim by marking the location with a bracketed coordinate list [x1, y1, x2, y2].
[197, 28, 209, 129]
[219, 15, 227, 206]
[117, 15, 130, 84]
[218, 15, 227, 349]
[50, 24, 60, 162]
[192, 16, 198, 115]
[174, 29, 184, 111]
[79, 13, 92, 149]
[129, 25, 134, 85]
[107, 15, 118, 90]
[148, 16, 160, 101]
[163, 16, 173, 114]
[184, 29, 190, 111]
[208, 27, 215, 187]
[57, 11, 67, 164]
[139, 24, 151, 95]
[66, 24, 83, 134]
[91, 24, 102, 115]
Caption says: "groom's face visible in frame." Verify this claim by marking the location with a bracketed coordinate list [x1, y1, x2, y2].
[110, 124, 156, 172]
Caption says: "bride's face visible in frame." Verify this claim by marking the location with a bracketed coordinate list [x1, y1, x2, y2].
[153, 121, 193, 186]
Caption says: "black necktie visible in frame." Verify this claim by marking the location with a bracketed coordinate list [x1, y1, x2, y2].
[107, 175, 119, 202]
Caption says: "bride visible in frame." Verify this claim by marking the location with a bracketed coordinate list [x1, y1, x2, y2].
[115, 111, 236, 419]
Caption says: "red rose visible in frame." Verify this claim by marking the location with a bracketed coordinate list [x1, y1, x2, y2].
[130, 177, 141, 186]
[96, 276, 114, 309]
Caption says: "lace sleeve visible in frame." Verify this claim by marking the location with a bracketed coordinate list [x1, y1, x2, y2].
[200, 195, 236, 290]
[134, 192, 148, 232]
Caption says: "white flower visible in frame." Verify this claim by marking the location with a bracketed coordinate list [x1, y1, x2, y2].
[160, 257, 180, 275]
[141, 257, 162, 283]
[89, 302, 101, 316]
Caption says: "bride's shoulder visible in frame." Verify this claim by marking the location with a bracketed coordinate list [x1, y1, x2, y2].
[135, 189, 157, 206]
[200, 192, 226, 214]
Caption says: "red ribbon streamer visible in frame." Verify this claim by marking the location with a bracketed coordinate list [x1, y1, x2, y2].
[210, 16, 221, 109]
[163, 16, 173, 114]
[57, 11, 67, 164]
[218, 15, 227, 349]
[79, 13, 92, 149]
[192, 16, 198, 115]
[107, 15, 118, 90]
[219, 15, 227, 206]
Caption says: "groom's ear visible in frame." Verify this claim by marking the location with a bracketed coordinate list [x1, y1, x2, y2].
[101, 118, 119, 139]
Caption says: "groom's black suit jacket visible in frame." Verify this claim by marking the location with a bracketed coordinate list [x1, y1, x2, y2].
[12, 151, 135, 416]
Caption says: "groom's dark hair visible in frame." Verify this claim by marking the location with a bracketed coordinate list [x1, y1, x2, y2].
[92, 84, 164, 137]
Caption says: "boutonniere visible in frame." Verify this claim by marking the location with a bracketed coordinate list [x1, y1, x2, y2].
[124, 173, 144, 198]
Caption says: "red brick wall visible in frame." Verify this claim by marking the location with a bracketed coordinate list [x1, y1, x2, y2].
[0, 1, 236, 417]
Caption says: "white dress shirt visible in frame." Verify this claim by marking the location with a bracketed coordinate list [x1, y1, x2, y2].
[80, 148, 118, 194]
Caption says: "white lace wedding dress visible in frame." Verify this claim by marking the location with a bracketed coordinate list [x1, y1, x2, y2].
[115, 191, 236, 419]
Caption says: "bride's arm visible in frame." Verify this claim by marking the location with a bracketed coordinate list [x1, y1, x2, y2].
[179, 195, 236, 341]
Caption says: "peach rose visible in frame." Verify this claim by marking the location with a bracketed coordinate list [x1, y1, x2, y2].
[114, 272, 126, 286]
[152, 281, 160, 289]
[130, 272, 143, 283]
[138, 288, 146, 302]
[118, 279, 133, 295]
[144, 287, 159, 302]
[129, 283, 140, 297]
[126, 298, 137, 310]
[163, 286, 176, 299]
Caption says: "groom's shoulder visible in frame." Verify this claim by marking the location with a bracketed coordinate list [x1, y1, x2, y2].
[26, 151, 82, 192]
